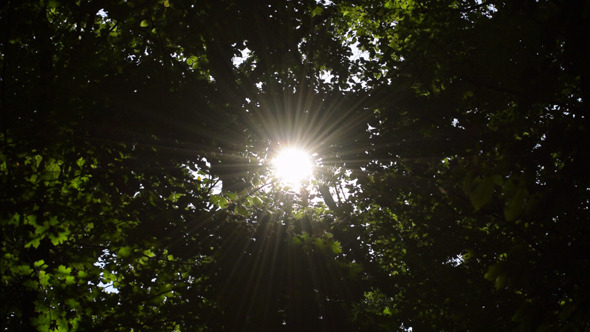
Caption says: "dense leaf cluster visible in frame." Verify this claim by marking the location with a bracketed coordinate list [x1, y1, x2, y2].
[1, 0, 589, 331]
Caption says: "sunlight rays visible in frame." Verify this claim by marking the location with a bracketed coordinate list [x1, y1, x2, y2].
[243, 84, 375, 181]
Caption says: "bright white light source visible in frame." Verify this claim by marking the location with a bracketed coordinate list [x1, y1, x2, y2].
[272, 147, 313, 186]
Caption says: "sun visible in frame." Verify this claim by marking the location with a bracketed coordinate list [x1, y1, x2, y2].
[272, 147, 314, 187]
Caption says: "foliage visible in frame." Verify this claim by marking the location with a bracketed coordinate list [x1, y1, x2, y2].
[337, 0, 590, 330]
[1, 0, 589, 331]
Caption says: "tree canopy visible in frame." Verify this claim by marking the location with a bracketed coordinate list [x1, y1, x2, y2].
[1, 0, 589, 331]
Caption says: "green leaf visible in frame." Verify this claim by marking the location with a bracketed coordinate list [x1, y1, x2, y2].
[252, 196, 263, 208]
[47, 0, 59, 9]
[23, 279, 38, 289]
[35, 221, 50, 237]
[186, 55, 198, 66]
[25, 237, 42, 249]
[32, 313, 50, 330]
[211, 195, 228, 209]
[65, 298, 80, 309]
[65, 276, 76, 285]
[236, 205, 248, 216]
[167, 192, 182, 202]
[70, 177, 83, 189]
[38, 271, 50, 287]
[314, 238, 324, 248]
[140, 20, 149, 27]
[484, 263, 504, 283]
[117, 246, 133, 258]
[28, 174, 38, 183]
[33, 154, 43, 170]
[470, 177, 494, 211]
[43, 159, 61, 181]
[504, 187, 528, 221]
[311, 6, 323, 17]
[494, 274, 507, 290]
[56, 265, 71, 276]
[462, 250, 473, 261]
[25, 214, 38, 226]
[330, 241, 342, 254]
[47, 216, 58, 226]
[226, 192, 238, 202]
[48, 229, 70, 245]
[13, 264, 33, 275]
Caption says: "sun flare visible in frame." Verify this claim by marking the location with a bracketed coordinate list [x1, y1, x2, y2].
[272, 147, 314, 187]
